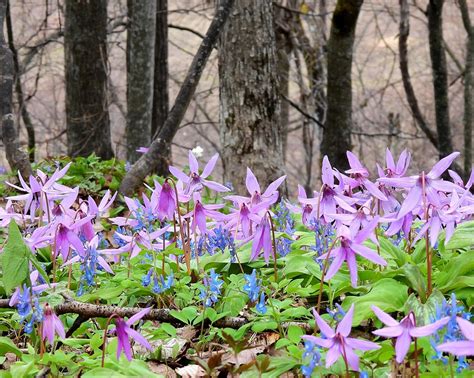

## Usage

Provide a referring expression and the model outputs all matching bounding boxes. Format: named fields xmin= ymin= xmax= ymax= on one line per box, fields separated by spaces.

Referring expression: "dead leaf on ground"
xmin=175 ymin=364 xmax=206 ymax=377
xmin=148 ymin=361 xmax=177 ymax=378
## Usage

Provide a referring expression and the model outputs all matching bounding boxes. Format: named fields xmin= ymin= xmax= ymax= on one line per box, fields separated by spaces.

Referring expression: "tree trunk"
xmin=119 ymin=0 xmax=235 ymax=196
xmin=126 ymin=0 xmax=156 ymax=163
xmin=219 ymin=0 xmax=285 ymax=195
xmin=152 ymin=0 xmax=170 ymax=174
xmin=6 ymin=0 xmax=35 ymax=162
xmin=427 ymin=0 xmax=454 ymax=161
xmin=459 ymin=0 xmax=473 ymax=179
xmin=320 ymin=0 xmax=363 ymax=171
xmin=64 ymin=0 xmax=113 ymax=159
xmin=0 ymin=0 xmax=32 ymax=177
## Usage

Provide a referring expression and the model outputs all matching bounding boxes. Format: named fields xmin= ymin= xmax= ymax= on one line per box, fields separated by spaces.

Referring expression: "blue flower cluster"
xmin=17 ymin=285 xmax=43 ymax=334
xmin=430 ymin=293 xmax=471 ymax=372
xmin=132 ymin=201 xmax=156 ymax=232
xmin=274 ymin=201 xmax=295 ymax=257
xmin=243 ymin=269 xmax=267 ymax=314
xmin=199 ymin=269 xmax=224 ymax=307
xmin=301 ymin=338 xmax=321 ymax=377
xmin=327 ymin=303 xmax=346 ymax=322
xmin=310 ymin=220 xmax=335 ymax=269
xmin=142 ymin=269 xmax=174 ymax=294
xmin=206 ymin=226 xmax=236 ymax=261
xmin=77 ymin=246 xmax=99 ymax=296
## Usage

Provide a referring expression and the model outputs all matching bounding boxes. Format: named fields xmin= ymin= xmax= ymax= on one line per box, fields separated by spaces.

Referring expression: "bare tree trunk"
xmin=320 ymin=0 xmax=363 ymax=171
xmin=219 ymin=0 xmax=285 ymax=194
xmin=126 ymin=0 xmax=156 ymax=163
xmin=459 ymin=0 xmax=473 ymax=179
xmin=0 ymin=0 xmax=32 ymax=177
xmin=152 ymin=0 xmax=170 ymax=175
xmin=64 ymin=0 xmax=113 ymax=160
xmin=427 ymin=0 xmax=454 ymax=161
xmin=399 ymin=0 xmax=438 ymax=149
xmin=119 ymin=0 xmax=235 ymax=195
xmin=6 ymin=0 xmax=35 ymax=162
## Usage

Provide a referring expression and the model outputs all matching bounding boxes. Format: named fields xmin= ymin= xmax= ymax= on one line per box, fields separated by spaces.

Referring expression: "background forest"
xmin=1 ymin=0 xmax=473 ymax=193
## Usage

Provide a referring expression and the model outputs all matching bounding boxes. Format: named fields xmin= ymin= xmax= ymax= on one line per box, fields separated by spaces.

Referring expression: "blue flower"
xmin=274 ymin=201 xmax=295 ymax=257
xmin=207 ymin=226 xmax=236 ymax=261
xmin=243 ymin=269 xmax=260 ymax=303
xmin=142 ymin=268 xmax=153 ymax=287
xmin=200 ymin=269 xmax=223 ymax=307
xmin=256 ymin=292 xmax=267 ymax=314
xmin=327 ymin=304 xmax=346 ymax=322
xmin=301 ymin=338 xmax=321 ymax=377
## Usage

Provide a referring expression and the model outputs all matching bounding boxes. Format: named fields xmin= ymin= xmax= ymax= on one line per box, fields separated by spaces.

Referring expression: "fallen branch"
xmin=0 ymin=299 xmax=312 ymax=331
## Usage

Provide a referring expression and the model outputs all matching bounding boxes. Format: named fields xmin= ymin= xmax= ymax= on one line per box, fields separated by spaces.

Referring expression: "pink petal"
xmin=169 ymin=166 xmax=190 ymax=183
xmin=395 ymin=330 xmax=412 ymax=363
xmin=436 ymin=341 xmax=474 ymax=356
xmin=301 ymin=335 xmax=333 ymax=349
xmin=398 ymin=184 xmax=422 ymax=218
xmin=346 ymin=337 xmax=380 ymax=351
xmin=346 ymin=250 xmax=358 ymax=287
xmin=428 ymin=152 xmax=460 ymax=179
xmin=385 ymin=148 xmax=395 ymax=171
xmin=323 ymin=248 xmax=345 ymax=282
xmin=410 ymin=317 xmax=449 ymax=337
xmin=246 ymin=168 xmax=261 ymax=194
xmin=344 ymin=345 xmax=360 ymax=372
xmin=351 ymin=243 xmax=387 ymax=266
xmin=127 ymin=307 xmax=151 ymax=326
xmin=201 ymin=153 xmax=219 ymax=178
xmin=371 ymin=305 xmax=399 ymax=327
xmin=325 ymin=344 xmax=341 ymax=368
xmin=363 ymin=179 xmax=388 ymax=201
xmin=373 ymin=325 xmax=403 ymax=338
xmin=53 ymin=314 xmax=66 ymax=339
xmin=127 ymin=328 xmax=152 ymax=351
xmin=457 ymin=317 xmax=474 ymax=341
xmin=312 ymin=309 xmax=335 ymax=338
xmin=188 ymin=150 xmax=199 ymax=173
xmin=336 ymin=304 xmax=354 ymax=337
xmin=263 ymin=175 xmax=286 ymax=197
xmin=202 ymin=180 xmax=230 ymax=192
xmin=322 ymin=156 xmax=335 ymax=186
xmin=346 ymin=151 xmax=364 ymax=170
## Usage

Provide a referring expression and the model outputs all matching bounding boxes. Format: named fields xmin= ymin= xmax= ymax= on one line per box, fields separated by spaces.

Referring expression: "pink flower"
xmin=115 ymin=308 xmax=152 ymax=361
xmin=250 ymin=216 xmax=273 ymax=263
xmin=437 ymin=317 xmax=474 ymax=356
xmin=302 ymin=304 xmax=380 ymax=372
xmin=42 ymin=304 xmax=65 ymax=344
xmin=371 ymin=305 xmax=449 ymax=363
xmin=155 ymin=181 xmax=176 ymax=221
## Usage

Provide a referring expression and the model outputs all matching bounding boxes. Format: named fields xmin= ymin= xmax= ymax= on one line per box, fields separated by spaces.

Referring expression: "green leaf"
xmin=28 ymin=252 xmax=49 ymax=285
xmin=2 ymin=221 xmax=30 ymax=294
xmin=82 ymin=368 xmax=127 ymax=378
xmin=342 ymin=278 xmax=408 ymax=326
xmin=287 ymin=325 xmax=304 ymax=344
xmin=434 ymin=250 xmax=474 ymax=292
xmin=0 ymin=337 xmax=22 ymax=357
xmin=251 ymin=320 xmax=278 ymax=333
xmin=376 ymin=236 xmax=407 ymax=267
xmin=444 ymin=220 xmax=474 ymax=250
xmin=160 ymin=323 xmax=176 ymax=337
xmin=402 ymin=264 xmax=427 ymax=302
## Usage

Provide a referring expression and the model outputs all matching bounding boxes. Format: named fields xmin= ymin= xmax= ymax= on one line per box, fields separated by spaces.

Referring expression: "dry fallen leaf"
xmin=175 ymin=364 xmax=206 ymax=378
xmin=148 ymin=362 xmax=177 ymax=378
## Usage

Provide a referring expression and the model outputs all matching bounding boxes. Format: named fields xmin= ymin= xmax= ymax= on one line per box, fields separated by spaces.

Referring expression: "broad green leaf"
xmin=0 ymin=337 xmax=22 ymax=357
xmin=342 ymin=278 xmax=408 ymax=326
xmin=444 ymin=220 xmax=474 ymax=250
xmin=434 ymin=250 xmax=474 ymax=291
xmin=287 ymin=325 xmax=304 ymax=344
xmin=402 ymin=264 xmax=427 ymax=302
xmin=252 ymin=320 xmax=278 ymax=333
xmin=2 ymin=221 xmax=30 ymax=294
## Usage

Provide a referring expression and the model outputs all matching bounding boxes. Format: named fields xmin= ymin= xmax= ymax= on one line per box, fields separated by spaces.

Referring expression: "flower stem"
xmin=266 ymin=212 xmax=278 ymax=282
xmin=101 ymin=313 xmax=119 ymax=368
xmin=316 ymin=236 xmax=340 ymax=315
xmin=421 ymin=171 xmax=432 ymax=297
xmin=414 ymin=337 xmax=419 ymax=378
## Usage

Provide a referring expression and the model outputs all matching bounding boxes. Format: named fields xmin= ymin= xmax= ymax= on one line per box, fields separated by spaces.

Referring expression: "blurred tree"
xmin=64 ymin=0 xmax=113 ymax=159
xmin=321 ymin=0 xmax=363 ymax=171
xmin=126 ymin=0 xmax=156 ymax=163
xmin=219 ymin=0 xmax=285 ymax=194
xmin=152 ymin=0 xmax=170 ymax=175
xmin=0 ymin=0 xmax=32 ymax=177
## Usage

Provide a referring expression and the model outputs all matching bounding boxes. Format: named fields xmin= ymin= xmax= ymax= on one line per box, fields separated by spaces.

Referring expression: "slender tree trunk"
xmin=219 ymin=0 xmax=285 ymax=194
xmin=6 ymin=0 xmax=35 ymax=162
xmin=126 ymin=0 xmax=156 ymax=163
xmin=427 ymin=0 xmax=454 ymax=161
xmin=64 ymin=0 xmax=113 ymax=159
xmin=459 ymin=0 xmax=473 ymax=179
xmin=152 ymin=0 xmax=170 ymax=174
xmin=119 ymin=0 xmax=235 ymax=195
xmin=0 ymin=0 xmax=32 ymax=177
xmin=320 ymin=0 xmax=363 ymax=171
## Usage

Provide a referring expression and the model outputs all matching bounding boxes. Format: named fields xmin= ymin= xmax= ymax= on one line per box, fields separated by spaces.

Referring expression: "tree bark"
xmin=0 ymin=0 xmax=32 ymax=178
xmin=459 ymin=0 xmax=473 ymax=179
xmin=119 ymin=0 xmax=235 ymax=196
xmin=126 ymin=0 xmax=156 ymax=163
xmin=6 ymin=0 xmax=35 ymax=162
xmin=427 ymin=0 xmax=454 ymax=161
xmin=320 ymin=0 xmax=363 ymax=171
xmin=399 ymin=0 xmax=438 ymax=149
xmin=152 ymin=0 xmax=170 ymax=175
xmin=64 ymin=0 xmax=113 ymax=160
xmin=219 ymin=0 xmax=285 ymax=194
